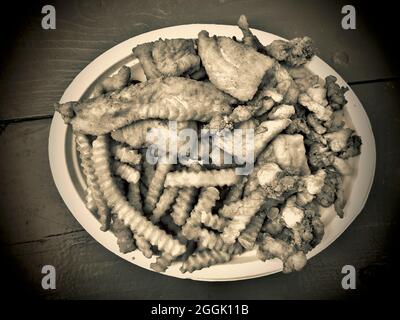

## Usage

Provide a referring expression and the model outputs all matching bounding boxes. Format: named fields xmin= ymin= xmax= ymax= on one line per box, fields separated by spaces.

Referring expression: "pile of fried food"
xmin=55 ymin=15 xmax=362 ymax=274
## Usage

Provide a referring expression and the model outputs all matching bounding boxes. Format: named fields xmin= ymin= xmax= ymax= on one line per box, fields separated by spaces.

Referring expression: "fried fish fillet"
xmin=198 ymin=31 xmax=274 ymax=101
xmin=55 ymin=77 xmax=236 ymax=135
xmin=132 ymin=39 xmax=201 ymax=79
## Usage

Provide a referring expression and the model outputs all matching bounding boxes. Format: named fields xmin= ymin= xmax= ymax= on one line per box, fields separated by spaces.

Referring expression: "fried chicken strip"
xmin=198 ymin=31 xmax=274 ymax=101
xmin=55 ymin=77 xmax=235 ymax=135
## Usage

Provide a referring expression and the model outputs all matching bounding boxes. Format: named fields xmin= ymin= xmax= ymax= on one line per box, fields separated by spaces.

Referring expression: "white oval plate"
xmin=49 ymin=24 xmax=376 ymax=281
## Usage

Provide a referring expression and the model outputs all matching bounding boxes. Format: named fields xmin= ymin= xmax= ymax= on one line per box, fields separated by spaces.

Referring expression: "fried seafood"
xmin=198 ymin=31 xmax=274 ymax=101
xmin=55 ymin=77 xmax=235 ymax=135
xmin=133 ymin=39 xmax=201 ymax=79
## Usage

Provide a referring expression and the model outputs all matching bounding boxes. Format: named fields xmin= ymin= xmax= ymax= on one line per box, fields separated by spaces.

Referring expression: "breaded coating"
xmin=132 ymin=43 xmax=162 ymax=79
xmin=133 ymin=39 xmax=200 ymax=79
xmin=152 ymin=39 xmax=201 ymax=76
xmin=55 ymin=77 xmax=235 ymax=135
xmin=265 ymin=37 xmax=315 ymax=67
xmin=92 ymin=66 xmax=131 ymax=97
xmin=260 ymin=235 xmax=307 ymax=273
xmin=237 ymin=15 xmax=265 ymax=52
xmin=325 ymin=75 xmax=349 ymax=110
xmin=198 ymin=30 xmax=274 ymax=101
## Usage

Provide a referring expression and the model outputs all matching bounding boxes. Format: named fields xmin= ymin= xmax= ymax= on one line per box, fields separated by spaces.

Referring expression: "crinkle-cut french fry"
xmin=164 ymin=169 xmax=240 ymax=188
xmin=75 ymin=133 xmax=111 ymax=230
xmin=170 ymin=187 xmax=198 ymax=226
xmin=113 ymin=160 xmax=140 ymax=184
xmin=182 ymin=187 xmax=220 ymax=240
xmin=159 ymin=215 xmax=184 ymax=238
xmin=92 ymin=65 xmax=131 ymax=98
xmin=92 ymin=135 xmax=186 ymax=257
xmin=180 ymin=249 xmax=232 ymax=273
xmin=197 ymin=228 xmax=225 ymax=250
xmin=85 ymin=189 xmax=97 ymax=212
xmin=128 ymin=182 xmax=142 ymax=212
xmin=151 ymin=187 xmax=179 ymax=223
xmin=111 ymin=144 xmax=141 ymax=165
xmin=224 ymin=177 xmax=247 ymax=204
xmin=200 ymin=211 xmax=227 ymax=232
xmin=141 ymin=156 xmax=155 ymax=187
xmin=110 ymin=214 xmax=137 ymax=254
xmin=238 ymin=210 xmax=267 ymax=250
xmin=220 ymin=189 xmax=265 ymax=244
xmin=220 ymin=241 xmax=244 ymax=255
xmin=144 ymin=162 xmax=173 ymax=215
xmin=150 ymin=253 xmax=174 ymax=273
xmin=134 ymin=234 xmax=153 ymax=258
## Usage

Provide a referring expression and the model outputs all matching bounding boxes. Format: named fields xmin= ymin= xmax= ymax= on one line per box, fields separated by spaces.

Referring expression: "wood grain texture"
xmin=0 ymin=81 xmax=399 ymax=299
xmin=0 ymin=0 xmax=398 ymax=119
xmin=0 ymin=119 xmax=83 ymax=244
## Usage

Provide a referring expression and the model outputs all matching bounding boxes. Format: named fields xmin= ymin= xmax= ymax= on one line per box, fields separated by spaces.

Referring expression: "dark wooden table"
xmin=0 ymin=0 xmax=399 ymax=299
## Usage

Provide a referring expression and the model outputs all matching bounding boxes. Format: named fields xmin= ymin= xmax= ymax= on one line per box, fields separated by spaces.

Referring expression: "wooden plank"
xmin=1 ymin=80 xmax=399 ymax=298
xmin=3 ymin=222 xmax=394 ymax=299
xmin=0 ymin=119 xmax=83 ymax=244
xmin=0 ymin=0 xmax=397 ymax=119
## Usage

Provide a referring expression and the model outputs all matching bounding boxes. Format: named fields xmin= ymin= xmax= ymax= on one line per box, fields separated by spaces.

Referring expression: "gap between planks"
xmin=1 ymin=77 xmax=399 ymax=125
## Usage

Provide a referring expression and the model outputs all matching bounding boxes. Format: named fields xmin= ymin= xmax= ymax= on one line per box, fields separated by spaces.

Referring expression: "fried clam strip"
xmin=92 ymin=135 xmax=186 ymax=257
xmin=215 ymin=119 xmax=291 ymax=165
xmin=110 ymin=215 xmax=137 ymax=253
xmin=237 ymin=15 xmax=265 ymax=52
xmin=220 ymin=188 xmax=266 ymax=244
xmin=132 ymin=42 xmax=162 ymax=80
xmin=111 ymin=144 xmax=141 ymax=165
xmin=237 ymin=209 xmax=267 ymax=250
xmin=144 ymin=162 xmax=173 ymax=215
xmin=164 ymin=168 xmax=241 ymax=188
xmin=150 ymin=253 xmax=174 ymax=273
xmin=180 ymin=249 xmax=232 ymax=273
xmin=151 ymin=187 xmax=179 ymax=223
xmin=200 ymin=211 xmax=227 ymax=232
xmin=55 ymin=77 xmax=236 ymax=135
xmin=92 ymin=65 xmax=131 ymax=98
xmin=75 ymin=133 xmax=111 ymax=230
xmin=133 ymin=234 xmax=153 ymax=258
xmin=112 ymin=160 xmax=140 ymax=184
xmin=181 ymin=187 xmax=220 ymax=240
xmin=259 ymin=235 xmax=307 ymax=273
xmin=170 ymin=187 xmax=198 ymax=226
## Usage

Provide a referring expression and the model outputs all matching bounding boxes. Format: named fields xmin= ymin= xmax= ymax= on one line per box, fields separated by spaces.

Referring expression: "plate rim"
xmin=48 ymin=23 xmax=376 ymax=282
